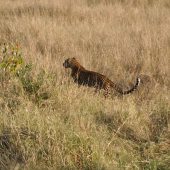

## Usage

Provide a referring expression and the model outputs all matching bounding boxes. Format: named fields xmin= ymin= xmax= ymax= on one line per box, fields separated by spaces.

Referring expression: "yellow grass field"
xmin=0 ymin=0 xmax=169 ymax=169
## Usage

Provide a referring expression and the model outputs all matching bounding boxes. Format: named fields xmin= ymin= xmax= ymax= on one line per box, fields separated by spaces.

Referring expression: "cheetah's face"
xmin=63 ymin=58 xmax=76 ymax=68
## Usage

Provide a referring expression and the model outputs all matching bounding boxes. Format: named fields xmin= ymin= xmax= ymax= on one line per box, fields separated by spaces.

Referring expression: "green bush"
xmin=0 ymin=43 xmax=49 ymax=107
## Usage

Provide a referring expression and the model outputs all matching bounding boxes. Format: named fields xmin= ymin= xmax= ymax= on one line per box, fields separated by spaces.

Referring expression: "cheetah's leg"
xmin=104 ymin=85 xmax=111 ymax=98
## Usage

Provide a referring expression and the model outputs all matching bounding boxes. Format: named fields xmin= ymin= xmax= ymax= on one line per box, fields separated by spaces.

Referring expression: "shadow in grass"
xmin=95 ymin=111 xmax=147 ymax=144
xmin=141 ymin=111 xmax=170 ymax=170
xmin=0 ymin=127 xmax=37 ymax=170
xmin=0 ymin=6 xmax=62 ymax=18
xmin=0 ymin=129 xmax=25 ymax=169
xmin=0 ymin=5 xmax=83 ymax=20
xmin=149 ymin=108 xmax=169 ymax=143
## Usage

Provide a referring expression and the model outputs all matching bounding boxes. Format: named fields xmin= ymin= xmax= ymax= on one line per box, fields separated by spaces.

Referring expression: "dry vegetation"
xmin=0 ymin=0 xmax=170 ymax=169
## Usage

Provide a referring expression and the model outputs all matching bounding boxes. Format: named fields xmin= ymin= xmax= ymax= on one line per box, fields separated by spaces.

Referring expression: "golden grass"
xmin=0 ymin=0 xmax=170 ymax=169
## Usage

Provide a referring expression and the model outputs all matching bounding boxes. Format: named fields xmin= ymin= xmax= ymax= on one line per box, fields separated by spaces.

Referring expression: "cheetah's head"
xmin=63 ymin=57 xmax=77 ymax=68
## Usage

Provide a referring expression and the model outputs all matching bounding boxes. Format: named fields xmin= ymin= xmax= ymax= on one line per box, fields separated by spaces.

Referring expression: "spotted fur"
xmin=63 ymin=58 xmax=140 ymax=96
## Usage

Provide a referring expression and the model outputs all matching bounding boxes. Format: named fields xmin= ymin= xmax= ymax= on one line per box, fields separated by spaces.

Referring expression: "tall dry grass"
xmin=0 ymin=0 xmax=169 ymax=169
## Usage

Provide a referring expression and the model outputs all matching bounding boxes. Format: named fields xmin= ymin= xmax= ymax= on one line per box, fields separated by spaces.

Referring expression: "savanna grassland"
xmin=0 ymin=0 xmax=170 ymax=169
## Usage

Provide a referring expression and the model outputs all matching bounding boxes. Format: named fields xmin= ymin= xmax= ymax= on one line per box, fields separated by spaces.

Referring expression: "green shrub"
xmin=0 ymin=43 xmax=50 ymax=108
